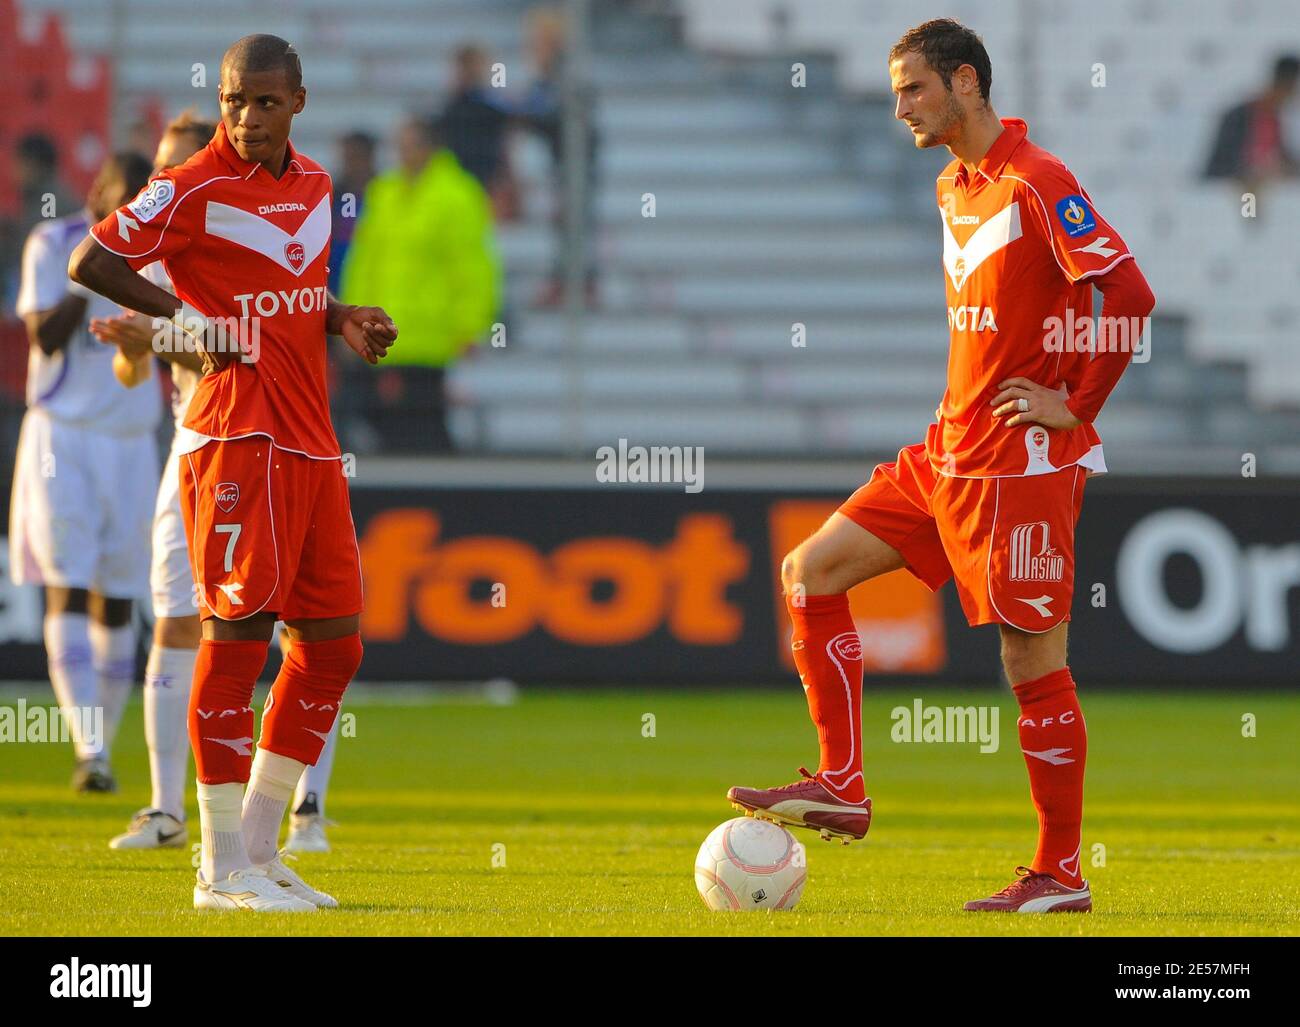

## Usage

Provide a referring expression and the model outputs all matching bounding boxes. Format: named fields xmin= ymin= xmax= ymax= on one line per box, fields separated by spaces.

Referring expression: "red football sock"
xmin=189 ymin=639 xmax=269 ymax=785
xmin=788 ymin=593 xmax=866 ymax=803
xmin=259 ymin=633 xmax=362 ymax=765
xmin=1013 ymin=667 xmax=1088 ymax=888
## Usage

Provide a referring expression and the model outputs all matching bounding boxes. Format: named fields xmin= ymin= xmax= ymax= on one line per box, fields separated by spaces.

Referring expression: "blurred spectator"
xmin=3 ymin=134 xmax=79 ymax=311
xmin=440 ymin=44 xmax=517 ymax=220
xmin=517 ymin=5 xmax=600 ymax=307
xmin=1204 ymin=54 xmax=1300 ymax=185
xmin=329 ymin=131 xmax=376 ymax=296
xmin=339 ymin=117 xmax=499 ymax=453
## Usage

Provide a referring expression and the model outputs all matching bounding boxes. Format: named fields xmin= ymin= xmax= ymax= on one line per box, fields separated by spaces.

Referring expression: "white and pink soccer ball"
xmin=694 ymin=817 xmax=806 ymax=911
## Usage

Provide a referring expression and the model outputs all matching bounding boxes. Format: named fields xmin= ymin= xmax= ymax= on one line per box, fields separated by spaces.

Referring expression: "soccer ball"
xmin=694 ymin=817 xmax=806 ymax=911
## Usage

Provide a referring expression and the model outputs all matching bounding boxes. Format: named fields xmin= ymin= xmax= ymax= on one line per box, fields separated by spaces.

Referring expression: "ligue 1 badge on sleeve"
xmin=127 ymin=179 xmax=176 ymax=223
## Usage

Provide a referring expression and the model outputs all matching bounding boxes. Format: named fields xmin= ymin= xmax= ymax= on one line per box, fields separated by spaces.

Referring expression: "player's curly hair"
xmin=889 ymin=18 xmax=992 ymax=104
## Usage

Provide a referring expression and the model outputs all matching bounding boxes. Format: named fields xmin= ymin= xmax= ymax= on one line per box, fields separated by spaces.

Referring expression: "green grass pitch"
xmin=0 ymin=688 xmax=1296 ymax=936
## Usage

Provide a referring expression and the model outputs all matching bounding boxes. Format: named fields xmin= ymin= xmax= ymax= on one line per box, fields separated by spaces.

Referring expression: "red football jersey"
xmin=90 ymin=123 xmax=339 ymax=458
xmin=929 ymin=118 xmax=1133 ymax=478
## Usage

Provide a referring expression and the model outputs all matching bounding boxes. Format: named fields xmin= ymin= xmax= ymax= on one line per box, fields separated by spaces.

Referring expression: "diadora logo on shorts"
xmin=1009 ymin=521 xmax=1064 ymax=582
xmin=215 ymin=482 xmax=239 ymax=513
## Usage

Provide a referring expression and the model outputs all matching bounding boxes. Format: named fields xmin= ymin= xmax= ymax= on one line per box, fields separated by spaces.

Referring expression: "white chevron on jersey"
xmin=204 ymin=195 xmax=331 ymax=276
xmin=1071 ymin=235 xmax=1119 ymax=259
xmin=942 ymin=202 xmax=1022 ymax=290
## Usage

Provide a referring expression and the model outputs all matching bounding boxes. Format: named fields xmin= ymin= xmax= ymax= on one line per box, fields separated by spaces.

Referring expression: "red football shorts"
xmin=179 ymin=435 xmax=364 ymax=622
xmin=838 ymin=442 xmax=1086 ymax=633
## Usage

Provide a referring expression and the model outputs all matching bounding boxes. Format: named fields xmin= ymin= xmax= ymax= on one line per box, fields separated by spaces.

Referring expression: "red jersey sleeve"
xmin=88 ymin=169 xmax=203 ymax=271
xmin=1020 ymin=160 xmax=1133 ymax=283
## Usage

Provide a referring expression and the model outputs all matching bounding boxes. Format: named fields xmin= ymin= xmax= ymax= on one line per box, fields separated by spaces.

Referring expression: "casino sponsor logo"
xmin=127 ymin=179 xmax=175 ymax=223
xmin=1009 ymin=521 xmax=1064 ymax=582
xmin=215 ymin=482 xmax=239 ymax=513
xmin=1055 ymin=194 xmax=1096 ymax=236
xmin=947 ymin=305 xmax=998 ymax=331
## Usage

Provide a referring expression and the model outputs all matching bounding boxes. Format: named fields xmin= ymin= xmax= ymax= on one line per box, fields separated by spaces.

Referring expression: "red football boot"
xmin=963 ymin=866 xmax=1092 ymax=913
xmin=727 ymin=767 xmax=872 ymax=844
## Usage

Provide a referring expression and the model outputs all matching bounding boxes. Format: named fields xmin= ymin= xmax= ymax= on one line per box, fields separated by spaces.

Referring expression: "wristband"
xmin=171 ymin=303 xmax=210 ymax=353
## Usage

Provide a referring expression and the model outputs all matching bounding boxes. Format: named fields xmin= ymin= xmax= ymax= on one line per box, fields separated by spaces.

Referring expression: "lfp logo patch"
xmin=1055 ymin=195 xmax=1095 ymax=237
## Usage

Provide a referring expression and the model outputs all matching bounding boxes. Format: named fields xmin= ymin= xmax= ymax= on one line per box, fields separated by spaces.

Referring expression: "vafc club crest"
xmin=215 ymin=482 xmax=239 ymax=513
xmin=952 ymin=256 xmax=967 ymax=289
xmin=284 ymin=240 xmax=306 ymax=273
xmin=1023 ymin=426 xmax=1057 ymax=474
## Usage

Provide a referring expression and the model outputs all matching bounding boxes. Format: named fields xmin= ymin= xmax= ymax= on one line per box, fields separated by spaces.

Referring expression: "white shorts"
xmin=150 ymin=440 xmax=198 ymax=619
xmin=8 ymin=408 xmax=158 ymax=598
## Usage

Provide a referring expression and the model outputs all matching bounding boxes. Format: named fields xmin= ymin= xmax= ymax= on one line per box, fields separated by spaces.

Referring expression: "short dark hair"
xmin=103 ymin=151 xmax=154 ymax=196
xmin=1273 ymin=54 xmax=1299 ymax=86
xmin=889 ymin=19 xmax=992 ymax=103
xmin=17 ymin=133 xmax=58 ymax=171
xmin=221 ymin=33 xmax=303 ymax=92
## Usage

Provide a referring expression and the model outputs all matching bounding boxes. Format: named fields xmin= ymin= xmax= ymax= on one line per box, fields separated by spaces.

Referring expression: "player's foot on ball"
xmin=109 ymin=808 xmax=187 ymax=850
xmin=257 ymin=850 xmax=338 ymax=908
xmin=72 ymin=758 xmax=116 ymax=794
xmin=963 ymin=866 xmax=1092 ymax=913
xmin=285 ymin=812 xmax=331 ymax=853
xmin=728 ymin=767 xmax=872 ymax=844
xmin=193 ymin=866 xmax=317 ymax=912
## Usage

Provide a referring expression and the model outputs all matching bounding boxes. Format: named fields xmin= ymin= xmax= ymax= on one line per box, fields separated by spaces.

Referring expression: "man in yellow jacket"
xmin=340 ymin=116 xmax=499 ymax=451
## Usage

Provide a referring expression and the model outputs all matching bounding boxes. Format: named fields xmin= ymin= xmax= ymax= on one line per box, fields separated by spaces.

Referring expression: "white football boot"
xmin=110 ymin=809 xmax=187 ymax=850
xmin=284 ymin=813 xmax=331 ymax=853
xmin=257 ymin=850 xmax=339 ymax=908
xmin=194 ymin=866 xmax=317 ymax=912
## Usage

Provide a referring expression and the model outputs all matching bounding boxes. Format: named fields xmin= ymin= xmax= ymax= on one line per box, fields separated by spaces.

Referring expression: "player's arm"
xmin=325 ymin=294 xmax=397 ymax=365
xmin=18 ymin=227 xmax=89 ymax=356
xmin=23 ymin=295 xmax=87 ymax=357
xmin=69 ymin=236 xmax=234 ymax=375
xmin=90 ymin=309 xmax=206 ymax=377
xmin=992 ymin=259 xmax=1155 ymax=429
xmin=992 ymin=169 xmax=1156 ymax=429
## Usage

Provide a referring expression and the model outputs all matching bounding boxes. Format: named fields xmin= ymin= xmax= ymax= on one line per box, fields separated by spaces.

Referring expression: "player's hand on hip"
xmin=341 ymin=305 xmax=398 ymax=365
xmin=990 ymin=377 xmax=1081 ymax=430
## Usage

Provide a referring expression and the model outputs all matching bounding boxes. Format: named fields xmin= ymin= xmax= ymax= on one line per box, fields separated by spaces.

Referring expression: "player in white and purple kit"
xmin=10 ymin=153 xmax=159 ymax=792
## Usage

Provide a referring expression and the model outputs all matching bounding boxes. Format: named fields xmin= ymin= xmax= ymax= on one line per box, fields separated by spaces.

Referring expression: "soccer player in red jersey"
xmin=728 ymin=20 xmax=1156 ymax=913
xmin=69 ymin=35 xmax=397 ymax=911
